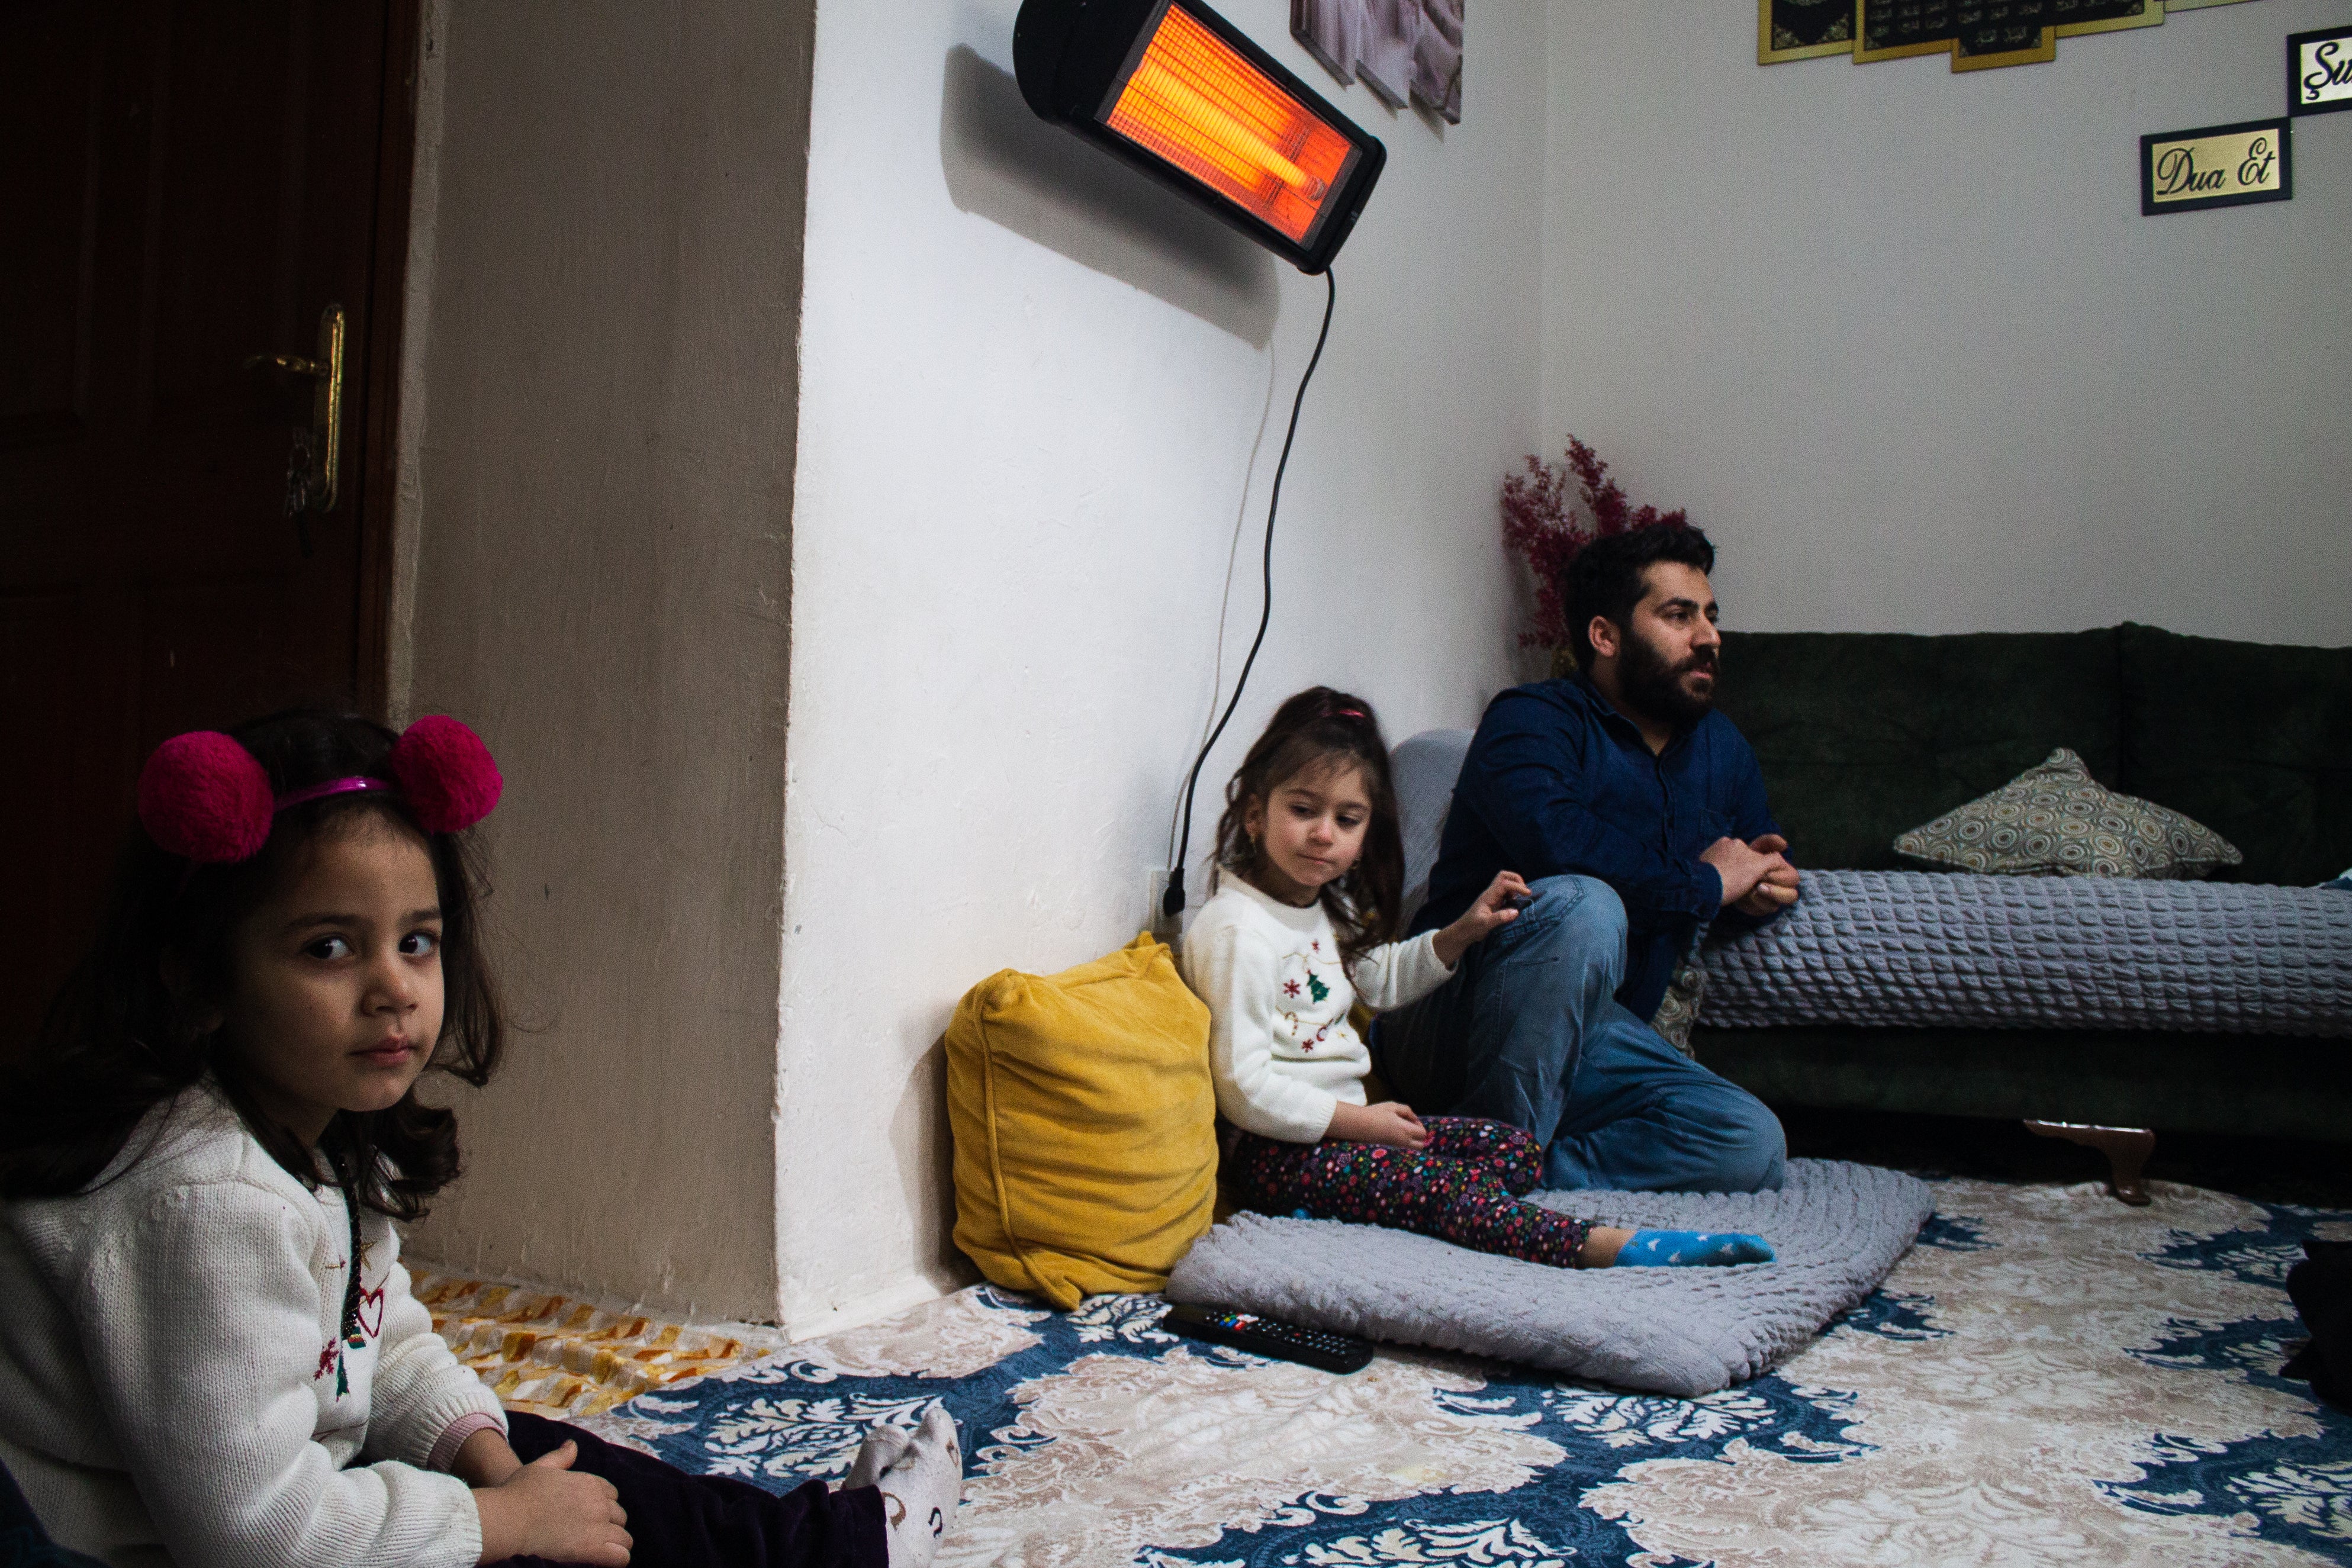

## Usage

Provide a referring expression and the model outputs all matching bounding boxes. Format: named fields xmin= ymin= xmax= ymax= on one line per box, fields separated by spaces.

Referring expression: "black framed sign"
xmin=1759 ymin=0 xmax=1854 ymax=63
xmin=1856 ymin=0 xmax=2163 ymax=71
xmin=2289 ymin=24 xmax=2352 ymax=116
xmin=1761 ymin=0 xmax=2266 ymax=72
xmin=2141 ymin=118 xmax=2292 ymax=215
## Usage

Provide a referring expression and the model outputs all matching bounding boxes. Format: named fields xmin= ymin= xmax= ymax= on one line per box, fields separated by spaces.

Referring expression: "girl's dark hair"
xmin=0 ymin=709 xmax=504 ymax=1219
xmin=1212 ymin=687 xmax=1404 ymax=967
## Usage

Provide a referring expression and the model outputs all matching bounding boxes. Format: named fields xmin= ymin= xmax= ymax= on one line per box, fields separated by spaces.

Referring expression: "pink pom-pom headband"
xmin=137 ymin=716 xmax=503 ymax=865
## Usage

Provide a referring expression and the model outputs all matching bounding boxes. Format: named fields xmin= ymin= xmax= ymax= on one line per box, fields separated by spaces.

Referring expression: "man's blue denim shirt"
xmin=1409 ymin=676 xmax=1786 ymax=1020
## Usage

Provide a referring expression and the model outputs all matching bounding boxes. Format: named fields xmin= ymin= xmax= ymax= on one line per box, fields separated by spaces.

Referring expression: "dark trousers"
xmin=494 ymin=1411 xmax=886 ymax=1568
xmin=1228 ymin=1116 xmax=1591 ymax=1268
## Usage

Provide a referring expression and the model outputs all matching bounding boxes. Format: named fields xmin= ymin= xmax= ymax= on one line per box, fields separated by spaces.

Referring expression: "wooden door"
xmin=0 ymin=0 xmax=416 ymax=1054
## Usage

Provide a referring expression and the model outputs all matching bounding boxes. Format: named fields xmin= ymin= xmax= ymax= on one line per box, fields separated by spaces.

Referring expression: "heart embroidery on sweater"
xmin=352 ymin=1282 xmax=385 ymax=1342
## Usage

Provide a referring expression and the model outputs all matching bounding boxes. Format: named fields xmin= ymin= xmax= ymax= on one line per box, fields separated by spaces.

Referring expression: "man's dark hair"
xmin=1561 ymin=524 xmax=1717 ymax=674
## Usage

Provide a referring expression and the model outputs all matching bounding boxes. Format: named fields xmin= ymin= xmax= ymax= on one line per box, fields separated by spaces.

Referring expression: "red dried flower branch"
xmin=1500 ymin=436 xmax=1688 ymax=650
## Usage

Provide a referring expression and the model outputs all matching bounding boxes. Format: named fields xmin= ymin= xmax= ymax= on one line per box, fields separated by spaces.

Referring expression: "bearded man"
xmin=1373 ymin=524 xmax=1800 ymax=1193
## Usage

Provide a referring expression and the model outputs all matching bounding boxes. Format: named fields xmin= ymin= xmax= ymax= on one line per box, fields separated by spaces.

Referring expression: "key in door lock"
xmin=245 ymin=303 xmax=346 ymax=519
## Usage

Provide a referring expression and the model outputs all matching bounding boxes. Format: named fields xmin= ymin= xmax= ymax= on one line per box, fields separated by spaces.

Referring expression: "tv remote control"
xmin=1160 ymin=1302 xmax=1375 ymax=1373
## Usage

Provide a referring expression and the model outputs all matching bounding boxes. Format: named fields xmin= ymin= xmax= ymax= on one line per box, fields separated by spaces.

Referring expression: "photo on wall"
xmin=1291 ymin=0 xmax=1363 ymax=83
xmin=1354 ymin=0 xmax=1418 ymax=108
xmin=1293 ymin=0 xmax=1465 ymax=121
xmin=1414 ymin=0 xmax=1463 ymax=123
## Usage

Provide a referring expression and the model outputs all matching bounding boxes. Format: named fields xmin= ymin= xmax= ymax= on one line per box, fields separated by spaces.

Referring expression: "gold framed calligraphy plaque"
xmin=1760 ymin=0 xmax=1855 ymax=63
xmin=2141 ymin=118 xmax=2291 ymax=215
xmin=2289 ymin=24 xmax=2352 ymax=117
xmin=1762 ymin=0 xmax=2269 ymax=72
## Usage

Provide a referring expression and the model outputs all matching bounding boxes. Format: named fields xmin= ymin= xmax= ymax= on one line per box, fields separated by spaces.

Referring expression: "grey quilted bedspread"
xmin=1167 ymin=1159 xmax=1933 ymax=1396
xmin=1700 ymin=870 xmax=2352 ymax=1035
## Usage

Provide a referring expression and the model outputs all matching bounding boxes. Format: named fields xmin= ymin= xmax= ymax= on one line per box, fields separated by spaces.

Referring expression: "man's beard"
xmin=1617 ymin=626 xmax=1718 ymax=726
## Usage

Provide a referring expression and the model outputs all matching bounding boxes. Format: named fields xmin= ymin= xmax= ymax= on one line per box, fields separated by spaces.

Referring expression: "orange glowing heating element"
xmin=1103 ymin=5 xmax=1354 ymax=244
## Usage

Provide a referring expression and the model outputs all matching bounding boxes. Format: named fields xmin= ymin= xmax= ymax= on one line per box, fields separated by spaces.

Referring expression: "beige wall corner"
xmin=395 ymin=0 xmax=817 ymax=1321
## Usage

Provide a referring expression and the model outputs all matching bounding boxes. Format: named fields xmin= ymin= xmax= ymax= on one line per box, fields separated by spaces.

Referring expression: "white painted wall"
xmin=395 ymin=0 xmax=814 ymax=1319
xmin=400 ymin=0 xmax=2351 ymax=1325
xmin=773 ymin=1 xmax=1552 ymax=1333
xmin=1545 ymin=0 xmax=2352 ymax=643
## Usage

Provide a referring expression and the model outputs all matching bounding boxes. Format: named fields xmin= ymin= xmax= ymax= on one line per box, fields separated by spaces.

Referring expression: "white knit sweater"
xmin=1181 ymin=874 xmax=1454 ymax=1142
xmin=0 ymin=1084 xmax=507 ymax=1568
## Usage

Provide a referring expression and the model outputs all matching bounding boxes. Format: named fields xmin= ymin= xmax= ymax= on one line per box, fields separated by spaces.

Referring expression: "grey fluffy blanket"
xmin=1165 ymin=1159 xmax=1932 ymax=1396
xmin=1700 ymin=869 xmax=2352 ymax=1035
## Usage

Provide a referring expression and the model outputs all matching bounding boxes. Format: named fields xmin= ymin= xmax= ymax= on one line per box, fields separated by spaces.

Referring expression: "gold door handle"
xmin=244 ymin=352 xmax=330 ymax=377
xmin=244 ymin=303 xmax=346 ymax=513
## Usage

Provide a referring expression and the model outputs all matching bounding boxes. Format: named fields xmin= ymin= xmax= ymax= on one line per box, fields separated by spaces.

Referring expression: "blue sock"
xmin=1613 ymin=1229 xmax=1775 ymax=1267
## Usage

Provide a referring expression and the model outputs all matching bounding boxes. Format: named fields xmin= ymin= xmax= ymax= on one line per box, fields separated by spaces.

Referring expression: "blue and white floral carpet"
xmin=575 ymin=1178 xmax=2352 ymax=1566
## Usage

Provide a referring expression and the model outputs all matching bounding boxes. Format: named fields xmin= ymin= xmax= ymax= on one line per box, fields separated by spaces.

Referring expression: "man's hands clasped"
xmin=1701 ymin=833 xmax=1800 ymax=917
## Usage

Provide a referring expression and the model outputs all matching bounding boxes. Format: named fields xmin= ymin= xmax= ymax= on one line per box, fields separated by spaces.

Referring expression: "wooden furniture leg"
xmin=2025 ymin=1121 xmax=2156 ymax=1205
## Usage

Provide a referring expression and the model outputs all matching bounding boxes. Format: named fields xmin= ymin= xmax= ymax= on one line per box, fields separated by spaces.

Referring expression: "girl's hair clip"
xmin=136 ymin=716 xmax=503 ymax=865
xmin=1330 ymin=706 xmax=1367 ymax=720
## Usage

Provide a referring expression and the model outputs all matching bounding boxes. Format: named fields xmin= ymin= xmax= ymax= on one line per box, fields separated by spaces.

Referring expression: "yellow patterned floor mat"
xmin=411 ymin=1269 xmax=789 ymax=1420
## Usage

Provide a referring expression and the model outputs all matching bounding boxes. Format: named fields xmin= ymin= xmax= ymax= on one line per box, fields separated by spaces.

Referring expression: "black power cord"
xmin=1163 ymin=266 xmax=1340 ymax=923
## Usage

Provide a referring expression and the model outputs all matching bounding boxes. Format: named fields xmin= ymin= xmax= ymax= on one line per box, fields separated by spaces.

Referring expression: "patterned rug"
xmin=465 ymin=1177 xmax=2348 ymax=1565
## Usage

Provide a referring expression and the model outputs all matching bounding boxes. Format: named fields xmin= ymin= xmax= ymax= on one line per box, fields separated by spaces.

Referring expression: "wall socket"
xmin=1143 ymin=864 xmax=1184 ymax=942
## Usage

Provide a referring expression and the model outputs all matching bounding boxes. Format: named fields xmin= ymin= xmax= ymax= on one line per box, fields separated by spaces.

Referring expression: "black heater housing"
xmin=1013 ymin=0 xmax=1386 ymax=275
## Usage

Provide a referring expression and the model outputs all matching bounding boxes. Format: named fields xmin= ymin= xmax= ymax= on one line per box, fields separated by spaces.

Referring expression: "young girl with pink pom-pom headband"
xmin=136 ymin=713 xmax=505 ymax=864
xmin=0 ymin=709 xmax=945 ymax=1568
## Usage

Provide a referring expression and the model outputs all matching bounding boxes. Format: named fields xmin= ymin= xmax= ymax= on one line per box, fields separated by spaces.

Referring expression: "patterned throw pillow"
xmin=1649 ymin=939 xmax=1706 ymax=1057
xmin=1894 ymin=748 xmax=2242 ymax=879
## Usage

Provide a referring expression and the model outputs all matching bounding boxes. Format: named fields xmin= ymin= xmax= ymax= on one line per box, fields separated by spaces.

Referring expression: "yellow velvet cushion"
xmin=946 ymin=933 xmax=1218 ymax=1310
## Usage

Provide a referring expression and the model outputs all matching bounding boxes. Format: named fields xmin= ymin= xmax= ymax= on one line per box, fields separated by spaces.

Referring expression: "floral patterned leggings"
xmin=1228 ymin=1116 xmax=1592 ymax=1269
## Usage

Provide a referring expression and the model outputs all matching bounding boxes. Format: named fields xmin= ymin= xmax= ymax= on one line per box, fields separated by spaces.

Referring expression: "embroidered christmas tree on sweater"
xmin=1180 ymin=875 xmax=1453 ymax=1143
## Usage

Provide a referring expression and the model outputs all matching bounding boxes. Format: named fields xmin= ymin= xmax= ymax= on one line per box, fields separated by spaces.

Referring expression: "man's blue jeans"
xmin=1374 ymin=875 xmax=1786 ymax=1193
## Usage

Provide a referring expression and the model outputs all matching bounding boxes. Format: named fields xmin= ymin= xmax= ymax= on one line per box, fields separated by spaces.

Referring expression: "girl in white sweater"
xmin=1183 ymin=689 xmax=1772 ymax=1271
xmin=0 ymin=711 xmax=960 ymax=1568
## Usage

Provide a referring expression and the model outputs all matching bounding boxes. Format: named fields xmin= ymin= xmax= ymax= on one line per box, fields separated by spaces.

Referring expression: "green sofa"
xmin=1693 ymin=623 xmax=2352 ymax=1146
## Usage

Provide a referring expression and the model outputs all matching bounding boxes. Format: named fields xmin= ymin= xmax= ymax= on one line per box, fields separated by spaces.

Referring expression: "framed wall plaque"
xmin=1857 ymin=0 xmax=2162 ymax=71
xmin=2141 ymin=117 xmax=2291 ymax=214
xmin=2289 ymin=24 xmax=2352 ymax=116
xmin=1292 ymin=0 xmax=1465 ymax=123
xmin=1762 ymin=0 xmax=2268 ymax=71
xmin=1760 ymin=0 xmax=1855 ymax=63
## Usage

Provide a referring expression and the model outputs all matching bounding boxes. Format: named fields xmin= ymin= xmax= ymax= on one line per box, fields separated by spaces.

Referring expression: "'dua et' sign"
xmin=2141 ymin=118 xmax=2292 ymax=216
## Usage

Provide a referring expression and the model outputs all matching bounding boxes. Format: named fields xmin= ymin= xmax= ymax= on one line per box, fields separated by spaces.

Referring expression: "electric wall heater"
xmin=1013 ymin=0 xmax=1386 ymax=275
